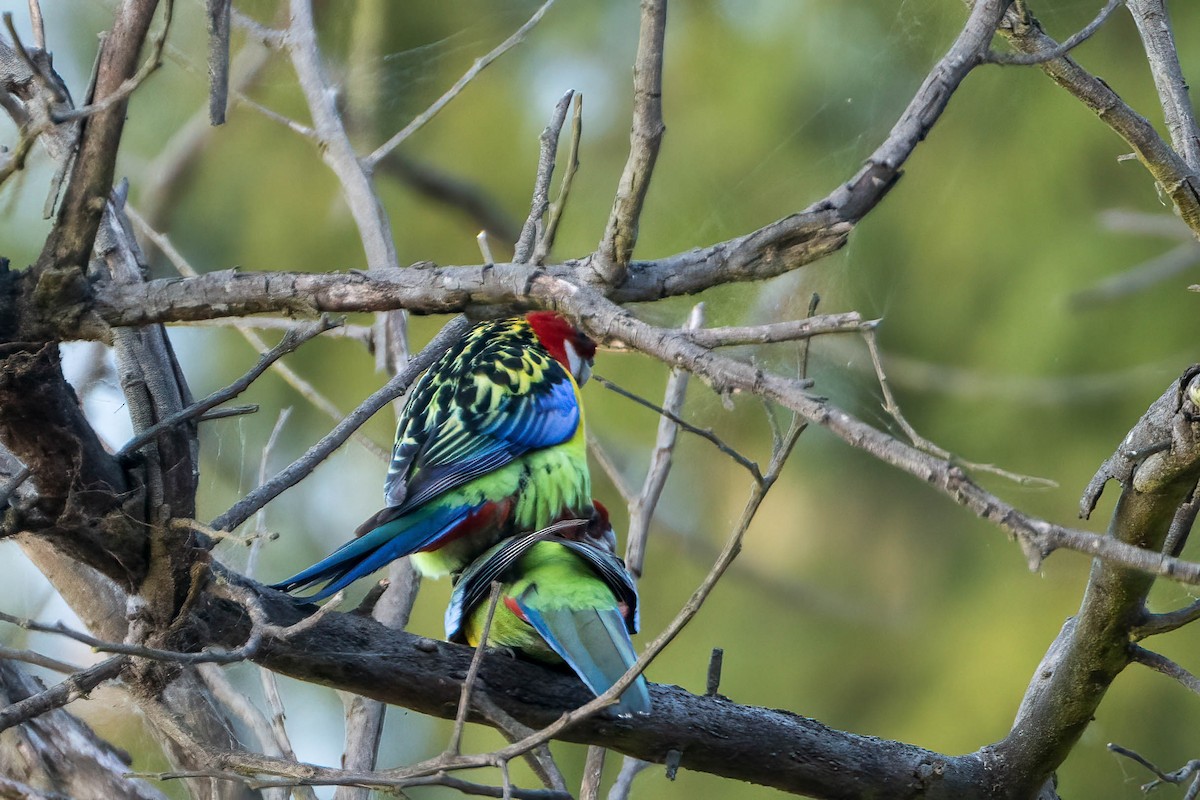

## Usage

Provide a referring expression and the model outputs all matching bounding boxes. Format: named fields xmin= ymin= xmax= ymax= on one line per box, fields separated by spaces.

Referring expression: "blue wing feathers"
xmin=271 ymin=504 xmax=477 ymax=602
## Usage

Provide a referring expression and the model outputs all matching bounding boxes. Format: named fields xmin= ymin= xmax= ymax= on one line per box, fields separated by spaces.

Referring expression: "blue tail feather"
xmin=272 ymin=504 xmax=474 ymax=602
xmin=520 ymin=603 xmax=651 ymax=715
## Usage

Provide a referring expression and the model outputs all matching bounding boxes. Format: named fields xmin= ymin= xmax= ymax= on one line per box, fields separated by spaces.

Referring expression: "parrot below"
xmin=445 ymin=502 xmax=652 ymax=716
xmin=272 ymin=312 xmax=596 ymax=600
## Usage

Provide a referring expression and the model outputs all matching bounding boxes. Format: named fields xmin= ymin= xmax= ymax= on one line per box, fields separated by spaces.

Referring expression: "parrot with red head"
xmin=272 ymin=312 xmax=596 ymax=600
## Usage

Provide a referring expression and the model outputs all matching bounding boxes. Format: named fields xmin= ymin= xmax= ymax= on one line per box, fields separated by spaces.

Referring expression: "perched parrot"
xmin=272 ymin=312 xmax=596 ymax=600
xmin=445 ymin=502 xmax=652 ymax=716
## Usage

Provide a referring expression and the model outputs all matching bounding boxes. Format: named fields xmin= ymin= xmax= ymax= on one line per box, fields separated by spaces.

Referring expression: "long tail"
xmin=519 ymin=603 xmax=651 ymax=715
xmin=271 ymin=504 xmax=474 ymax=601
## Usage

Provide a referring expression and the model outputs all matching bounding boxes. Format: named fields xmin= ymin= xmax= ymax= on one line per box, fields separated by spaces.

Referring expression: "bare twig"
xmin=197 ymin=404 xmax=258 ymax=422
xmin=0 ymin=611 xmax=250 ymax=667
xmin=229 ymin=8 xmax=286 ymax=48
xmin=1069 ymin=241 xmax=1200 ymax=308
xmin=233 ymin=92 xmax=316 ymax=138
xmin=447 ymin=583 xmax=503 ymax=756
xmin=246 ymin=408 xmax=293 ymax=580
xmin=366 ymin=0 xmax=558 ymax=169
xmin=1130 ymin=645 xmax=1200 ymax=695
xmin=206 ymin=0 xmax=232 ymax=124
xmin=705 ymin=647 xmax=724 ymax=697
xmin=1134 ymin=597 xmax=1200 ymax=639
xmin=472 ymin=694 xmax=567 ymax=792
xmin=514 ymin=90 xmax=575 ymax=263
xmin=478 ymin=231 xmax=496 ymax=265
xmin=211 ymin=315 xmax=470 ymax=532
xmin=53 ymin=0 xmax=173 ymax=124
xmin=1100 ymin=208 xmax=1192 ymax=239
xmin=860 ymin=324 xmax=1056 ymax=488
xmin=0 ymin=582 xmax=337 ymax=672
xmin=987 ymin=0 xmax=1120 ymax=65
xmin=586 ymin=432 xmax=637 ymax=505
xmin=0 ymin=119 xmax=45 ymax=187
xmin=177 ymin=316 xmax=373 ymax=343
xmin=534 ymin=92 xmax=583 ymax=265
xmin=0 ymin=655 xmax=126 ymax=733
xmin=684 ymin=313 xmax=878 ymax=347
xmin=625 ymin=303 xmax=704 ymax=576
xmin=26 ymin=0 xmax=44 ymax=49
xmin=0 ymin=465 xmax=31 ymax=509
xmin=115 ymin=317 xmax=337 ymax=459
xmin=594 ymin=0 xmax=667 ymax=285
xmin=258 ymin=667 xmax=307 ymax=788
xmin=0 ymin=645 xmax=83 ymax=674
xmin=1109 ymin=743 xmax=1200 ymax=797
xmin=592 ymin=374 xmax=763 ymax=483
xmin=1163 ymin=484 xmax=1200 ymax=558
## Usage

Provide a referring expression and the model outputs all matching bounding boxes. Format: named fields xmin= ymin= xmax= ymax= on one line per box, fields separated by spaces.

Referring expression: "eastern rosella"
xmin=272 ymin=312 xmax=596 ymax=600
xmin=445 ymin=503 xmax=651 ymax=716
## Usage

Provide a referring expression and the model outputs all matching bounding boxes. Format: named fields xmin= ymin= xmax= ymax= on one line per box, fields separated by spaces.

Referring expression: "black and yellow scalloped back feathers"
xmin=384 ymin=315 xmax=582 ymax=513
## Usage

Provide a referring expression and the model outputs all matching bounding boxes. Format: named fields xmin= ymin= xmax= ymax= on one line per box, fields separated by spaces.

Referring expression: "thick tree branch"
xmin=995 ymin=413 xmax=1200 ymax=797
xmin=55 ymin=1 xmax=1012 ymax=338
xmin=81 ymin=216 xmax=850 ymax=333
xmin=0 ymin=344 xmax=146 ymax=585
xmin=178 ymin=581 xmax=993 ymax=799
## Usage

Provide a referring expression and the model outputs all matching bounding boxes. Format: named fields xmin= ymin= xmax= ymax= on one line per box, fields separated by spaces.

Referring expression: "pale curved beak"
xmin=565 ymin=340 xmax=592 ymax=385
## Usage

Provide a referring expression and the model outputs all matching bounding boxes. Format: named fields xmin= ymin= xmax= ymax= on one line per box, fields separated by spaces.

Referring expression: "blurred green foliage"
xmin=3 ymin=0 xmax=1200 ymax=797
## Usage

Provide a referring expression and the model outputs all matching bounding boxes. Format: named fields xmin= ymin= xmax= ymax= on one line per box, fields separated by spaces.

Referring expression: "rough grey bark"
xmin=0 ymin=660 xmax=167 ymax=800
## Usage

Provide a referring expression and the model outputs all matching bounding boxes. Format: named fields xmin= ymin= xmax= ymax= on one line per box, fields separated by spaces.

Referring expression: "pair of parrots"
xmin=271 ymin=312 xmax=651 ymax=715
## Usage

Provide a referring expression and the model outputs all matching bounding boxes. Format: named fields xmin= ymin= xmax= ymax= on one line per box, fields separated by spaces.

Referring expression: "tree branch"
xmin=32 ymin=0 xmax=161 ymax=283
xmin=593 ymin=0 xmax=667 ymax=285
xmin=182 ymin=578 xmax=995 ymax=798
xmin=1125 ymin=0 xmax=1200 ymax=170
xmin=996 ymin=1 xmax=1200 ymax=235
xmin=0 ymin=656 xmax=127 ymax=734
